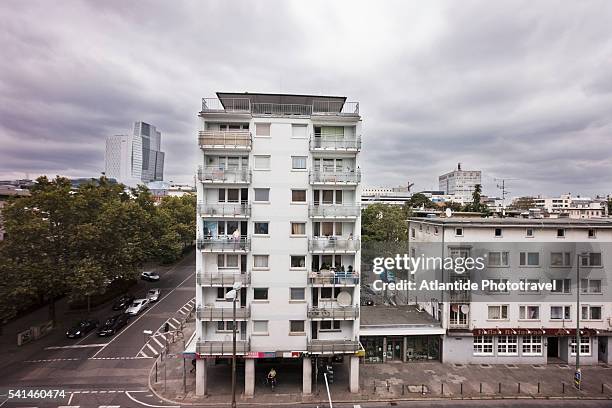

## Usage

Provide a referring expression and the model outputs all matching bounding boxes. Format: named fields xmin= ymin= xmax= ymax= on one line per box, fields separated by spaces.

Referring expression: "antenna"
xmin=494 ymin=178 xmax=519 ymax=203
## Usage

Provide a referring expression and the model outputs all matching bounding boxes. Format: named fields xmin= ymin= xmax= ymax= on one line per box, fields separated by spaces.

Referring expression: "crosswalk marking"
xmin=146 ymin=343 xmax=159 ymax=355
xmin=152 ymin=335 xmax=164 ymax=348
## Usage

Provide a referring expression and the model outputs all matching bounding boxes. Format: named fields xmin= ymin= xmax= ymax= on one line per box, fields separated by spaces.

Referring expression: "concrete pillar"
xmin=349 ymin=355 xmax=359 ymax=393
xmin=245 ymin=358 xmax=255 ymax=396
xmin=302 ymin=356 xmax=312 ymax=395
xmin=195 ymin=359 xmax=207 ymax=396
xmin=382 ymin=337 xmax=387 ymax=363
xmin=403 ymin=336 xmax=408 ymax=362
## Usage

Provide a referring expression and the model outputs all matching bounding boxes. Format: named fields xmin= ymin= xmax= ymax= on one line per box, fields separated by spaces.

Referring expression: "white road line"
xmin=139 ymin=350 xmax=150 ymax=358
xmin=67 ymin=391 xmax=74 ymax=405
xmin=177 ymin=309 xmax=187 ymax=315
xmin=45 ymin=343 xmax=106 ymax=350
xmin=92 ymin=271 xmax=194 ymax=358
xmin=125 ymin=391 xmax=179 ymax=408
xmin=146 ymin=343 xmax=159 ymax=355
xmin=166 ymin=321 xmax=177 ymax=329
xmin=171 ymin=317 xmax=181 ymax=324
xmin=152 ymin=336 xmax=164 ymax=348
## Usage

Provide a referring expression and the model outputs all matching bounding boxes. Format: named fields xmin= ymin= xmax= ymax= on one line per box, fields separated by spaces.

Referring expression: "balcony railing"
xmin=449 ymin=290 xmax=471 ymax=302
xmin=198 ymin=202 xmax=250 ymax=218
xmin=197 ymin=237 xmax=250 ymax=252
xmin=197 ymin=340 xmax=250 ymax=356
xmin=308 ymin=306 xmax=358 ymax=320
xmin=308 ymin=205 xmax=360 ymax=218
xmin=196 ymin=272 xmax=250 ymax=286
xmin=309 ymin=170 xmax=361 ymax=184
xmin=308 ymin=271 xmax=359 ymax=286
xmin=199 ymin=130 xmax=252 ymax=150
xmin=307 ymin=339 xmax=360 ymax=355
xmin=201 ymin=98 xmax=359 ymax=117
xmin=310 ymin=135 xmax=362 ymax=151
xmin=308 ymin=237 xmax=360 ymax=253
xmin=448 ymin=322 xmax=470 ymax=330
xmin=197 ymin=306 xmax=250 ymax=321
xmin=197 ymin=167 xmax=251 ymax=184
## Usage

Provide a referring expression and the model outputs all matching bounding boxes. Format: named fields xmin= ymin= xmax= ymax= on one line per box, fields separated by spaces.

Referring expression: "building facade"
xmin=408 ymin=217 xmax=612 ymax=366
xmin=105 ymin=121 xmax=165 ymax=187
xmin=438 ymin=163 xmax=481 ymax=204
xmin=193 ymin=92 xmax=362 ymax=396
xmin=533 ymin=194 xmax=608 ymax=219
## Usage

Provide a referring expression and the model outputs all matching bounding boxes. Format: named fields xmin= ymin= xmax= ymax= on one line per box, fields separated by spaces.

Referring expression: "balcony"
xmin=448 ymin=322 xmax=470 ymax=330
xmin=199 ymin=130 xmax=252 ymax=151
xmin=201 ymin=98 xmax=359 ymax=117
xmin=197 ymin=340 xmax=250 ymax=356
xmin=197 ymin=306 xmax=250 ymax=321
xmin=308 ymin=271 xmax=359 ymax=286
xmin=198 ymin=202 xmax=250 ymax=218
xmin=309 ymin=170 xmax=361 ymax=185
xmin=197 ymin=237 xmax=250 ymax=253
xmin=197 ymin=167 xmax=251 ymax=184
xmin=308 ymin=305 xmax=359 ymax=320
xmin=196 ymin=272 xmax=250 ymax=286
xmin=308 ymin=204 xmax=360 ymax=219
xmin=307 ymin=339 xmax=360 ymax=355
xmin=309 ymin=135 xmax=361 ymax=151
xmin=308 ymin=237 xmax=360 ymax=254
xmin=448 ymin=290 xmax=471 ymax=302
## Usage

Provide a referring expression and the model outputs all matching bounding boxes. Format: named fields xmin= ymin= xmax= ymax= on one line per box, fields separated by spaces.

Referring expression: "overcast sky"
xmin=1 ymin=0 xmax=612 ymax=198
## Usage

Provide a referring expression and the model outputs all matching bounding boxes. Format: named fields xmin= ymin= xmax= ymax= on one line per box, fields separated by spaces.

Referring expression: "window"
xmin=254 ymin=188 xmax=270 ymax=202
xmin=254 ymin=222 xmax=269 ymax=235
xmin=253 ymin=255 xmax=269 ymax=269
xmin=519 ymin=305 xmax=540 ymax=320
xmin=581 ymin=305 xmax=602 ymax=320
xmin=253 ymin=320 xmax=269 ymax=334
xmin=551 ymin=279 xmax=571 ymax=293
xmin=291 ymin=189 xmax=306 ymax=202
xmin=550 ymin=305 xmax=571 ymax=320
xmin=526 ymin=228 xmax=534 ymax=237
xmin=520 ymin=278 xmax=541 ymax=293
xmin=519 ymin=252 xmax=540 ymax=266
xmin=487 ymin=278 xmax=509 ymax=293
xmin=522 ymin=335 xmax=542 ymax=355
xmin=455 ymin=228 xmax=463 ymax=236
xmin=291 ymin=124 xmax=307 ymax=138
xmin=291 ymin=222 xmax=306 ymax=236
xmin=290 ymin=288 xmax=305 ymax=301
xmin=290 ymin=255 xmax=306 ymax=268
xmin=487 ymin=305 xmax=508 ymax=320
xmin=253 ymin=288 xmax=269 ymax=300
xmin=557 ymin=229 xmax=565 ymax=238
xmin=494 ymin=228 xmax=502 ymax=237
xmin=497 ymin=335 xmax=518 ymax=355
xmin=217 ymin=321 xmax=235 ymax=332
xmin=291 ymin=156 xmax=307 ymax=170
xmin=570 ymin=336 xmax=591 ymax=356
xmin=255 ymin=123 xmax=270 ymax=137
xmin=320 ymin=287 xmax=334 ymax=299
xmin=551 ymin=252 xmax=571 ymax=267
xmin=473 ymin=336 xmax=494 ymax=355
xmin=216 ymin=287 xmax=232 ymax=300
xmin=588 ymin=229 xmax=596 ymax=238
xmin=580 ymin=279 xmax=602 ymax=294
xmin=254 ymin=155 xmax=270 ymax=170
xmin=290 ymin=320 xmax=305 ymax=334
xmin=218 ymin=254 xmax=239 ymax=269
xmin=335 ymin=190 xmax=343 ymax=204
xmin=488 ymin=251 xmax=509 ymax=267
xmin=319 ymin=321 xmax=341 ymax=331
xmin=581 ymin=252 xmax=602 ymax=267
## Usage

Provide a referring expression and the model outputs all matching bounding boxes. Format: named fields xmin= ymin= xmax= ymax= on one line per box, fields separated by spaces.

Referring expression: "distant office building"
xmin=438 ymin=163 xmax=481 ymax=204
xmin=105 ymin=122 xmax=165 ymax=187
xmin=533 ymin=194 xmax=608 ymax=219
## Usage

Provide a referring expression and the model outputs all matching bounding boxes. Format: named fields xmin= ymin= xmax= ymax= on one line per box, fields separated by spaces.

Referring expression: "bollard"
xmin=518 ymin=383 xmax=521 ymax=394
xmin=460 ymin=383 xmax=463 ymax=395
xmin=441 ymin=383 xmax=444 ymax=395
xmin=480 ymin=383 xmax=482 ymax=394
xmin=387 ymin=380 xmax=390 ymax=392
xmin=498 ymin=382 xmax=501 ymax=394
xmin=155 ymin=361 xmax=158 ymax=383
xmin=402 ymin=384 xmax=405 ymax=395
xmin=422 ymin=384 xmax=425 ymax=395
xmin=562 ymin=382 xmax=565 ymax=394
xmin=373 ymin=380 xmax=376 ymax=392
xmin=537 ymin=382 xmax=540 ymax=394
xmin=602 ymin=383 xmax=604 ymax=394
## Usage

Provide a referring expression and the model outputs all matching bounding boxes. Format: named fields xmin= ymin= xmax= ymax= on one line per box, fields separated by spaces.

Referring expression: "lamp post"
xmin=225 ymin=282 xmax=242 ymax=408
xmin=575 ymin=252 xmax=588 ymax=389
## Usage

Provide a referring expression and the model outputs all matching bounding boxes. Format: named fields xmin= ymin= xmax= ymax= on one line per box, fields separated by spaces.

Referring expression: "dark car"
xmin=66 ymin=319 xmax=99 ymax=339
xmin=112 ymin=294 xmax=135 ymax=311
xmin=97 ymin=314 xmax=130 ymax=337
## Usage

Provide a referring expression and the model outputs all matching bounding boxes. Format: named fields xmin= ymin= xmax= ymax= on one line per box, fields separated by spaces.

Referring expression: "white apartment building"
xmin=193 ymin=92 xmax=362 ymax=396
xmin=362 ymin=185 xmax=412 ymax=207
xmin=438 ymin=163 xmax=481 ymax=204
xmin=105 ymin=121 xmax=165 ymax=187
xmin=408 ymin=217 xmax=612 ymax=366
xmin=533 ymin=194 xmax=608 ymax=219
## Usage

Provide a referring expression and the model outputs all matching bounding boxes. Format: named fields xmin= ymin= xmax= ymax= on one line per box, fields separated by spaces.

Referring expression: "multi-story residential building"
xmin=438 ymin=163 xmax=481 ymax=204
xmin=408 ymin=217 xmax=612 ymax=366
xmin=362 ymin=185 xmax=413 ymax=207
xmin=105 ymin=121 xmax=165 ymax=187
xmin=533 ymin=194 xmax=608 ymax=219
xmin=193 ymin=92 xmax=362 ymax=396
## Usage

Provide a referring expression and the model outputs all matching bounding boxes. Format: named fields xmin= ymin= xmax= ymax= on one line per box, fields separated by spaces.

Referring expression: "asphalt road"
xmin=0 ymin=253 xmax=196 ymax=408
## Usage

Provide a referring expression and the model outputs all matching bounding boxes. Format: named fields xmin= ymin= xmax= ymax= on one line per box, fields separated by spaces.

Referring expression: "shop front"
xmin=362 ymin=334 xmax=442 ymax=363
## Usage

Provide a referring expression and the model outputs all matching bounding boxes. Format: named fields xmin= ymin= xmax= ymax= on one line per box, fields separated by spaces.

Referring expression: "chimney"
xmin=457 ymin=162 xmax=462 ymax=171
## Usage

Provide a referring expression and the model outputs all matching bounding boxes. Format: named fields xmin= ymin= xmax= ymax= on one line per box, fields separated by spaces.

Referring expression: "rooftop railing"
xmin=198 ymin=202 xmax=250 ymax=218
xmin=310 ymin=135 xmax=362 ymax=151
xmin=198 ymin=130 xmax=252 ymax=150
xmin=309 ymin=170 xmax=361 ymax=184
xmin=197 ymin=166 xmax=251 ymax=184
xmin=201 ymin=98 xmax=359 ymax=117
xmin=308 ymin=204 xmax=360 ymax=218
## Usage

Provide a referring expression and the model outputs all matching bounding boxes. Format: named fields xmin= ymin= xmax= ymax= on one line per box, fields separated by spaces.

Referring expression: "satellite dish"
xmin=445 ymin=208 xmax=452 ymax=218
xmin=461 ymin=304 xmax=470 ymax=314
xmin=336 ymin=291 xmax=352 ymax=307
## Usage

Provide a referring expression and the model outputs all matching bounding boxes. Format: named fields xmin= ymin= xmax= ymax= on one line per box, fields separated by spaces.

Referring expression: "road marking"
xmin=125 ymin=391 xmax=179 ymax=408
xmin=25 ymin=358 xmax=80 ymax=362
xmin=46 ymin=343 xmax=107 ymax=350
xmin=166 ymin=321 xmax=177 ymax=329
xmin=171 ymin=318 xmax=180 ymax=325
xmin=92 ymin=271 xmax=194 ymax=358
xmin=67 ymin=391 xmax=75 ymax=405
xmin=152 ymin=336 xmax=164 ymax=348
xmin=146 ymin=343 xmax=159 ymax=355
xmin=138 ymin=350 xmax=150 ymax=358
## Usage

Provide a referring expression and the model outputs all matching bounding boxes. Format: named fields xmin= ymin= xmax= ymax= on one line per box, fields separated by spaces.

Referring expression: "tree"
xmin=509 ymin=196 xmax=536 ymax=211
xmin=462 ymin=184 xmax=490 ymax=216
xmin=361 ymin=204 xmax=408 ymax=243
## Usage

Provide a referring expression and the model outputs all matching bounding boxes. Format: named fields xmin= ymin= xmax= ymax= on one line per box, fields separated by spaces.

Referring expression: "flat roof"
xmin=216 ymin=91 xmax=347 ymax=106
xmin=408 ymin=217 xmax=612 ymax=228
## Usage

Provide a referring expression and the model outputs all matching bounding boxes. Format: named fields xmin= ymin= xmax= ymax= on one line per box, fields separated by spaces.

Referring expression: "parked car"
xmin=112 ymin=294 xmax=135 ymax=311
xmin=141 ymin=271 xmax=160 ymax=282
xmin=125 ymin=298 xmax=150 ymax=316
xmin=147 ymin=288 xmax=161 ymax=302
xmin=66 ymin=318 xmax=99 ymax=339
xmin=97 ymin=314 xmax=130 ymax=337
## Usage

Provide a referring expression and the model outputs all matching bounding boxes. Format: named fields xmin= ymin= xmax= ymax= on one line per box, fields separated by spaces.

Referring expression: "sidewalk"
xmin=152 ymin=324 xmax=612 ymax=406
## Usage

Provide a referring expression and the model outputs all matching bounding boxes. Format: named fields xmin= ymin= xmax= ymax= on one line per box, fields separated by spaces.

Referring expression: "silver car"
xmin=125 ymin=298 xmax=149 ymax=316
xmin=147 ymin=288 xmax=160 ymax=302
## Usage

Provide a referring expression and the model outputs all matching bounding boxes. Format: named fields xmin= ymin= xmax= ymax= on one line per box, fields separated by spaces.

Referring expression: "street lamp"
xmin=575 ymin=252 xmax=589 ymax=389
xmin=225 ymin=282 xmax=242 ymax=408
